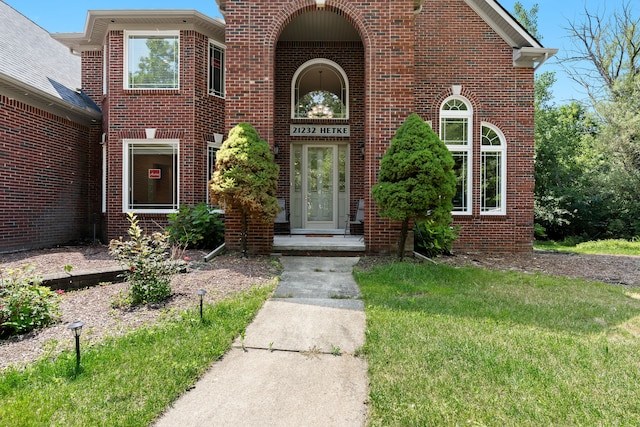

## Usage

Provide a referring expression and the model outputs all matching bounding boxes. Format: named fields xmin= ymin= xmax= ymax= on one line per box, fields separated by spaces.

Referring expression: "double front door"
xmin=291 ymin=143 xmax=349 ymax=231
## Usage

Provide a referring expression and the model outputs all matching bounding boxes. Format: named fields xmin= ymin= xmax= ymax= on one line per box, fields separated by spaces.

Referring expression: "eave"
xmin=0 ymin=74 xmax=101 ymax=126
xmin=52 ymin=9 xmax=225 ymax=54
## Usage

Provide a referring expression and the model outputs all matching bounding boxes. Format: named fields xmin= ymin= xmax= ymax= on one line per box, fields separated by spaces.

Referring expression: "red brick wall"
xmin=94 ymin=29 xmax=225 ymax=241
xmin=223 ymin=0 xmax=416 ymax=254
xmin=0 ymin=96 xmax=99 ymax=252
xmin=415 ymin=0 xmax=535 ymax=252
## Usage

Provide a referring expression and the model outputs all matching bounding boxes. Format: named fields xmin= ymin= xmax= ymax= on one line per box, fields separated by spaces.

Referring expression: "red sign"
xmin=148 ymin=169 xmax=161 ymax=179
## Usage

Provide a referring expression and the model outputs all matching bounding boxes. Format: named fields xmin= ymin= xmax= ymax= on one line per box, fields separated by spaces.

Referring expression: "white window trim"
xmin=101 ymin=138 xmax=107 ymax=213
xmin=440 ymin=95 xmax=473 ymax=215
xmin=122 ymin=138 xmax=180 ymax=214
xmin=102 ymin=45 xmax=107 ymax=95
xmin=123 ymin=30 xmax=180 ymax=90
xmin=291 ymin=58 xmax=349 ymax=120
xmin=208 ymin=40 xmax=226 ymax=98
xmin=206 ymin=140 xmax=222 ymax=206
xmin=480 ymin=122 xmax=507 ymax=215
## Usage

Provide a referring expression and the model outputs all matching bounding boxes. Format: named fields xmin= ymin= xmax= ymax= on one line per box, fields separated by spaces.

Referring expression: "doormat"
xmin=305 ymin=234 xmax=335 ymax=237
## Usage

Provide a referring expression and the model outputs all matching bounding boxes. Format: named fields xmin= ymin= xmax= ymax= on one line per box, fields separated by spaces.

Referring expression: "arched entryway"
xmin=274 ymin=8 xmax=365 ymax=236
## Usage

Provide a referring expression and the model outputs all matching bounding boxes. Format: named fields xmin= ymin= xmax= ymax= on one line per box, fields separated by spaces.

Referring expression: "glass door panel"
xmin=306 ymin=146 xmax=334 ymax=226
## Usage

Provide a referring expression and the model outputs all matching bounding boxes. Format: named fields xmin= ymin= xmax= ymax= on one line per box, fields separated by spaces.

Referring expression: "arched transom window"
xmin=292 ymin=59 xmax=348 ymax=119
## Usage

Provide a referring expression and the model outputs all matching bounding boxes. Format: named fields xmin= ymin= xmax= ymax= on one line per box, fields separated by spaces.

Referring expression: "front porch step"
xmin=273 ymin=235 xmax=364 ymax=256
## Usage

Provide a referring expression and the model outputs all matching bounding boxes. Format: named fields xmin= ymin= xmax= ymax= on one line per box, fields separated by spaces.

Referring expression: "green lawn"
xmin=536 ymin=238 xmax=640 ymax=256
xmin=0 ymin=284 xmax=274 ymax=427
xmin=355 ymin=262 xmax=640 ymax=426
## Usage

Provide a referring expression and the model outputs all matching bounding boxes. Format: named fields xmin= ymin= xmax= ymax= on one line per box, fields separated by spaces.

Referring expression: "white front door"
xmin=291 ymin=143 xmax=348 ymax=231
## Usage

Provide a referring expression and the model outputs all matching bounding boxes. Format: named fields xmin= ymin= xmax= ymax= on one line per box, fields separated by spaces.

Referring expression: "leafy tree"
xmin=371 ymin=113 xmax=456 ymax=260
xmin=209 ymin=123 xmax=279 ymax=256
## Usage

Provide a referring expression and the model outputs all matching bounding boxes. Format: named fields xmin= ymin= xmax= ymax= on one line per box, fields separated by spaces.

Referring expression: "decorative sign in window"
xmin=290 ymin=125 xmax=350 ymax=137
xmin=148 ymin=168 xmax=162 ymax=179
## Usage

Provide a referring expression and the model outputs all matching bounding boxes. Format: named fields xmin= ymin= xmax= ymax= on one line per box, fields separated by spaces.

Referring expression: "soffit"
xmin=53 ymin=10 xmax=225 ymax=53
xmin=279 ymin=10 xmax=360 ymax=42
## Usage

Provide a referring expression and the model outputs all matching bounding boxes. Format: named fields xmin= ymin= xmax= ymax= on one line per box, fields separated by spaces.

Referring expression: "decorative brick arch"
xmin=265 ymin=1 xmax=371 ymax=51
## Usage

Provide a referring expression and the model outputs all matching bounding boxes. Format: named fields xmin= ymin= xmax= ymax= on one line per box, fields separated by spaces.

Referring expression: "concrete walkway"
xmin=155 ymin=256 xmax=368 ymax=427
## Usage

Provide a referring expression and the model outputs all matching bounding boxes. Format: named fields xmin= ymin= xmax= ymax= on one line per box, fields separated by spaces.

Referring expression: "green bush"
xmin=414 ymin=220 xmax=459 ymax=258
xmin=0 ymin=265 xmax=60 ymax=337
xmin=166 ymin=203 xmax=225 ymax=249
xmin=109 ymin=213 xmax=181 ymax=305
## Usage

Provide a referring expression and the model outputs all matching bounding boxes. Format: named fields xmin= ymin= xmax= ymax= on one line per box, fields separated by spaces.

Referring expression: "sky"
xmin=4 ymin=0 xmax=637 ymax=105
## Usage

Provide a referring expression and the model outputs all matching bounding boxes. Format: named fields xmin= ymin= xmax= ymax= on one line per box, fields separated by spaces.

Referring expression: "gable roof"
xmin=0 ymin=1 xmax=101 ymax=124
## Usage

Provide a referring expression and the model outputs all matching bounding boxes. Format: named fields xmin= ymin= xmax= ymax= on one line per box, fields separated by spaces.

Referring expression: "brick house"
xmin=2 ymin=0 xmax=555 ymax=254
xmin=0 ymin=2 xmax=102 ymax=253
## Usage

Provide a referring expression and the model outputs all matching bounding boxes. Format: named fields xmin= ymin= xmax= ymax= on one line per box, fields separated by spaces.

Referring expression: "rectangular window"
xmin=123 ymin=140 xmax=179 ymax=212
xmin=481 ymin=152 xmax=501 ymax=213
xmin=125 ymin=31 xmax=179 ymax=89
xmin=441 ymin=117 xmax=471 ymax=214
xmin=452 ymin=153 xmax=469 ymax=212
xmin=209 ymin=42 xmax=225 ymax=97
xmin=207 ymin=142 xmax=220 ymax=206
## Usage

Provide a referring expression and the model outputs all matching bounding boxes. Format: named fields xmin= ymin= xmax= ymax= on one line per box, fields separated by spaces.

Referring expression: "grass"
xmin=536 ymin=238 xmax=640 ymax=256
xmin=0 ymin=284 xmax=274 ymax=427
xmin=355 ymin=262 xmax=640 ymax=426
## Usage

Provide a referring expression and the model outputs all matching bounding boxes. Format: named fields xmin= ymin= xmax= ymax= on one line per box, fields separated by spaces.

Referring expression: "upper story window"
xmin=209 ymin=41 xmax=225 ymax=97
xmin=292 ymin=59 xmax=348 ymax=119
xmin=440 ymin=96 xmax=473 ymax=214
xmin=481 ymin=123 xmax=507 ymax=215
xmin=125 ymin=30 xmax=179 ymax=90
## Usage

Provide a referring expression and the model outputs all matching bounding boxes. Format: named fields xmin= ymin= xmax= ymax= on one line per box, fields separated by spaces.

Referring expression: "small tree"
xmin=209 ymin=123 xmax=279 ymax=256
xmin=372 ymin=113 xmax=456 ymax=260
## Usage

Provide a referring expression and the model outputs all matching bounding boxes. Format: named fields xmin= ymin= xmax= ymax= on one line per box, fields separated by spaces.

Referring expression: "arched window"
xmin=440 ymin=96 xmax=473 ymax=214
xmin=481 ymin=123 xmax=507 ymax=215
xmin=291 ymin=59 xmax=348 ymax=119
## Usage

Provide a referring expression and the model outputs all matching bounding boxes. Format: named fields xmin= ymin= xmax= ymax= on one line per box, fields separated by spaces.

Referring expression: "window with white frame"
xmin=440 ymin=97 xmax=473 ymax=214
xmin=481 ymin=123 xmax=507 ymax=214
xmin=125 ymin=31 xmax=179 ymax=89
xmin=206 ymin=141 xmax=220 ymax=206
xmin=123 ymin=140 xmax=179 ymax=212
xmin=209 ymin=41 xmax=225 ymax=97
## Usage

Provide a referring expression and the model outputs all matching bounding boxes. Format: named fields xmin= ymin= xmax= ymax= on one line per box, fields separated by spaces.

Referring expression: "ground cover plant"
xmin=355 ymin=261 xmax=640 ymax=426
xmin=536 ymin=238 xmax=640 ymax=256
xmin=0 ymin=284 xmax=273 ymax=427
xmin=0 ymin=265 xmax=60 ymax=338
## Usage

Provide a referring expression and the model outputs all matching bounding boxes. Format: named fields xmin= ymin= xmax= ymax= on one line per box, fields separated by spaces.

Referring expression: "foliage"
xmin=414 ymin=220 xmax=459 ymax=258
xmin=0 ymin=265 xmax=60 ymax=337
xmin=536 ymin=238 xmax=640 ymax=256
xmin=355 ymin=262 xmax=640 ymax=426
xmin=0 ymin=284 xmax=274 ymax=426
xmin=371 ymin=113 xmax=456 ymax=260
xmin=108 ymin=213 xmax=181 ymax=305
xmin=167 ymin=203 xmax=225 ymax=249
xmin=209 ymin=122 xmax=279 ymax=256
